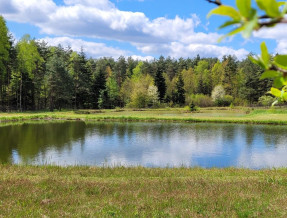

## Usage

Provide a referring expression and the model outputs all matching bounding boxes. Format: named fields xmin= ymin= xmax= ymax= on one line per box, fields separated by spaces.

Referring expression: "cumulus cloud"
xmin=135 ymin=42 xmax=248 ymax=60
xmin=254 ymin=23 xmax=287 ymax=54
xmin=0 ymin=0 xmax=249 ymax=59
xmin=40 ymin=36 xmax=154 ymax=60
xmin=40 ymin=37 xmax=127 ymax=58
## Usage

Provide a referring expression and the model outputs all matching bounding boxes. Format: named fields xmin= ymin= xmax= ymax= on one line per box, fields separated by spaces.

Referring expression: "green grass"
xmin=0 ymin=165 xmax=287 ymax=217
xmin=1 ymin=107 xmax=287 ymax=125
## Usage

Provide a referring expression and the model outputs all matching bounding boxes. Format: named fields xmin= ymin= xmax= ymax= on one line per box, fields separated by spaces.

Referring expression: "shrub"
xmin=215 ymin=95 xmax=234 ymax=107
xmin=258 ymin=95 xmax=276 ymax=107
xmin=233 ymin=98 xmax=248 ymax=107
xmin=189 ymin=94 xmax=214 ymax=107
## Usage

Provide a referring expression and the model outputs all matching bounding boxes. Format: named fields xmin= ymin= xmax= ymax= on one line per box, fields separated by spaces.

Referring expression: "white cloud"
xmin=39 ymin=36 xmax=155 ymax=60
xmin=40 ymin=37 xmax=128 ymax=58
xmin=135 ymin=42 xmax=248 ymax=60
xmin=0 ymin=0 xmax=249 ymax=59
xmin=254 ymin=23 xmax=287 ymax=54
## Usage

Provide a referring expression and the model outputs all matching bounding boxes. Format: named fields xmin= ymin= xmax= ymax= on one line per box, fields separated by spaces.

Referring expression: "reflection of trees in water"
xmin=88 ymin=122 xmax=237 ymax=148
xmin=261 ymin=126 xmax=287 ymax=148
xmin=244 ymin=126 xmax=257 ymax=147
xmin=241 ymin=125 xmax=287 ymax=148
xmin=0 ymin=121 xmax=90 ymax=164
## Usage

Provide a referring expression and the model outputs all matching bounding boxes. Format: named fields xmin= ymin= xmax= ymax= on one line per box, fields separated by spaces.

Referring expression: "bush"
xmin=183 ymin=102 xmax=199 ymax=112
xmin=215 ymin=95 xmax=234 ymax=107
xmin=128 ymin=91 xmax=149 ymax=108
xmin=188 ymin=94 xmax=214 ymax=107
xmin=258 ymin=95 xmax=275 ymax=107
xmin=233 ymin=98 xmax=248 ymax=107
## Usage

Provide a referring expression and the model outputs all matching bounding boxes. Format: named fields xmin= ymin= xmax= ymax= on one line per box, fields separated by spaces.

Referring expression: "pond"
xmin=1 ymin=121 xmax=287 ymax=169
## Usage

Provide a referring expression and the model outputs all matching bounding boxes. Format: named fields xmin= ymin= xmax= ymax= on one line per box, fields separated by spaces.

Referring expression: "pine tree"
xmin=155 ymin=56 xmax=167 ymax=101
xmin=173 ymin=73 xmax=185 ymax=105
xmin=154 ymin=68 xmax=166 ymax=102
xmin=92 ymin=60 xmax=107 ymax=109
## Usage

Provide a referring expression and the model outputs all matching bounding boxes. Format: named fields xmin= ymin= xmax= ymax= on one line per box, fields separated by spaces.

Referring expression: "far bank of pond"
xmin=1 ymin=107 xmax=287 ymax=125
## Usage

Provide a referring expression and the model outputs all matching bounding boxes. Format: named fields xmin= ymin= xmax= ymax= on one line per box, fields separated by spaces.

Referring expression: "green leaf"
xmin=236 ymin=0 xmax=251 ymax=18
xmin=255 ymin=0 xmax=282 ymax=17
xmin=249 ymin=56 xmax=260 ymax=65
xmin=274 ymin=77 xmax=287 ymax=88
xmin=283 ymin=92 xmax=287 ymax=101
xmin=270 ymin=87 xmax=282 ymax=97
xmin=260 ymin=42 xmax=269 ymax=68
xmin=260 ymin=70 xmax=280 ymax=79
xmin=274 ymin=55 xmax=287 ymax=70
xmin=219 ymin=20 xmax=240 ymax=29
xmin=278 ymin=1 xmax=286 ymax=7
xmin=218 ymin=25 xmax=245 ymax=42
xmin=248 ymin=56 xmax=266 ymax=69
xmin=241 ymin=10 xmax=258 ymax=38
xmin=282 ymin=1 xmax=287 ymax=14
xmin=207 ymin=6 xmax=241 ymax=21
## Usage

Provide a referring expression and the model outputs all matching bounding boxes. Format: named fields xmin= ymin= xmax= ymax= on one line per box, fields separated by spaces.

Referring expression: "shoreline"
xmin=0 ymin=108 xmax=287 ymax=125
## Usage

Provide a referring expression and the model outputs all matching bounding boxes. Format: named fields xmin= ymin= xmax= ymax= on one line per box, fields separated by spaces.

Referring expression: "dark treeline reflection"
xmin=0 ymin=121 xmax=90 ymax=163
xmin=1 ymin=121 xmax=287 ymax=168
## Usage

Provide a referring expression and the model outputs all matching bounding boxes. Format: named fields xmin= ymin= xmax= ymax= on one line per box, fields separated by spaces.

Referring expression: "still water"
xmin=1 ymin=121 xmax=287 ymax=168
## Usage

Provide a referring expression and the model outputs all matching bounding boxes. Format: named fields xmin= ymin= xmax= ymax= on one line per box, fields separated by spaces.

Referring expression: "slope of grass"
xmin=0 ymin=165 xmax=287 ymax=217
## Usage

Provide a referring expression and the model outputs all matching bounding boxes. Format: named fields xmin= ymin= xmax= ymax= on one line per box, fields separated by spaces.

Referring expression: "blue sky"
xmin=1 ymin=0 xmax=286 ymax=60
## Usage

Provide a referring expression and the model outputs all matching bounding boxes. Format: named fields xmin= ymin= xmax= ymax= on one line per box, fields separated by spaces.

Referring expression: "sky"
xmin=0 ymin=0 xmax=286 ymax=60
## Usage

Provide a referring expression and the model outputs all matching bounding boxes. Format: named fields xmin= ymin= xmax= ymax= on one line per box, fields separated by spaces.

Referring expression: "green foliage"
xmin=0 ymin=16 xmax=10 ymax=75
xmin=16 ymin=35 xmax=44 ymax=79
xmin=258 ymin=95 xmax=276 ymax=106
xmin=128 ymin=74 xmax=155 ymax=108
xmin=46 ymin=46 xmax=72 ymax=111
xmin=189 ymin=94 xmax=214 ymax=107
xmin=154 ymin=60 xmax=167 ymax=102
xmin=207 ymin=0 xmax=287 ymax=105
xmin=172 ymin=73 xmax=185 ymax=106
xmin=214 ymin=95 xmax=234 ymax=107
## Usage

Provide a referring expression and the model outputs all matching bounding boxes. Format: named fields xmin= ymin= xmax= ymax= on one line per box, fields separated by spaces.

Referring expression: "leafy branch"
xmin=206 ymin=0 xmax=287 ymax=105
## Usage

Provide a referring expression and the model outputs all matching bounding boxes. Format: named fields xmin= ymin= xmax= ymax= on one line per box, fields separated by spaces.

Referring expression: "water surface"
xmin=1 ymin=121 xmax=287 ymax=168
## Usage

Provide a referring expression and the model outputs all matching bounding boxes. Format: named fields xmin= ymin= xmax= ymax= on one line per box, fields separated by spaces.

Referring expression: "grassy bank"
xmin=1 ymin=107 xmax=287 ymax=125
xmin=0 ymin=165 xmax=287 ymax=217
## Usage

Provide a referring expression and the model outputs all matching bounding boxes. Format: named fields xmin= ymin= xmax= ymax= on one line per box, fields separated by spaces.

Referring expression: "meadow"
xmin=1 ymin=107 xmax=287 ymax=125
xmin=1 ymin=165 xmax=287 ymax=217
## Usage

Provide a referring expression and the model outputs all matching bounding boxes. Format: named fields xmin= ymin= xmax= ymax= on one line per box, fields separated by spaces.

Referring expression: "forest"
xmin=0 ymin=15 xmax=274 ymax=112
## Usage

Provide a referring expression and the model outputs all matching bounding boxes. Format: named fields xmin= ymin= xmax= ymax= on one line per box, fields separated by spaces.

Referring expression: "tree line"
xmin=0 ymin=15 xmax=274 ymax=111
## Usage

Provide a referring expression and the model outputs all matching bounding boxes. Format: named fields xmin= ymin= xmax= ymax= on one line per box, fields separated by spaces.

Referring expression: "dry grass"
xmin=1 ymin=165 xmax=287 ymax=217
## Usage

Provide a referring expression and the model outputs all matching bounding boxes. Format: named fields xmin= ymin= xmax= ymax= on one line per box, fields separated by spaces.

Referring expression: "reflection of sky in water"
xmin=2 ymin=122 xmax=287 ymax=169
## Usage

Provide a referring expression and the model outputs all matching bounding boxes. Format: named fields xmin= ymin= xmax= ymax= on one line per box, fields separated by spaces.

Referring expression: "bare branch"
xmin=206 ymin=0 xmax=222 ymax=6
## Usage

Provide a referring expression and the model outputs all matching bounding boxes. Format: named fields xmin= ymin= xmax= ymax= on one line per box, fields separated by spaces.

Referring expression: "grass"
xmin=0 ymin=165 xmax=287 ymax=217
xmin=1 ymin=107 xmax=287 ymax=125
